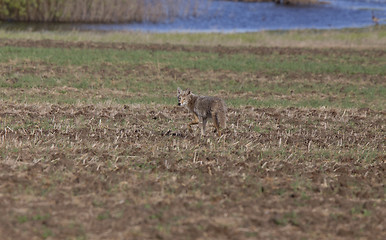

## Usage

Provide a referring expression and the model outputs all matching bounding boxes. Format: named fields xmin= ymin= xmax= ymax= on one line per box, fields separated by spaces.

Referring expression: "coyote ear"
xmin=186 ymin=89 xmax=191 ymax=95
xmin=177 ymin=87 xmax=182 ymax=95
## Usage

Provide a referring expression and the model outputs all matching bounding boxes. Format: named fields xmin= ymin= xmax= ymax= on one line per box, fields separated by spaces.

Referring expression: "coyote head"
xmin=177 ymin=87 xmax=192 ymax=106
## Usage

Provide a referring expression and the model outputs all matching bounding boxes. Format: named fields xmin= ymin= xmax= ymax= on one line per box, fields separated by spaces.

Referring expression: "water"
xmin=2 ymin=0 xmax=385 ymax=32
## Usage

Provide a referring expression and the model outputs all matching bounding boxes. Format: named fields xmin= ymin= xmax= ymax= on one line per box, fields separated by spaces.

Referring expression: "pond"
xmin=1 ymin=0 xmax=385 ymax=32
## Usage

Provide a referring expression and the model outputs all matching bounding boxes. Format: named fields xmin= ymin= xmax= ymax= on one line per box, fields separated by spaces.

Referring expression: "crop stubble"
xmin=0 ymin=102 xmax=384 ymax=239
xmin=0 ymin=40 xmax=385 ymax=239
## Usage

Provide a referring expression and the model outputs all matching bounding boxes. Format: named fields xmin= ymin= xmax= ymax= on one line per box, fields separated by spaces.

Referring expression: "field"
xmin=0 ymin=27 xmax=385 ymax=239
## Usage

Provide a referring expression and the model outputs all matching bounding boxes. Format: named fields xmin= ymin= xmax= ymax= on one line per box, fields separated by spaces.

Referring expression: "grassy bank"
xmin=0 ymin=25 xmax=385 ymax=48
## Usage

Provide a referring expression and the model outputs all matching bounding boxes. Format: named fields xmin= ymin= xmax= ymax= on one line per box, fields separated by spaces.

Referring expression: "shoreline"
xmin=0 ymin=21 xmax=384 ymax=32
xmin=0 ymin=25 xmax=385 ymax=49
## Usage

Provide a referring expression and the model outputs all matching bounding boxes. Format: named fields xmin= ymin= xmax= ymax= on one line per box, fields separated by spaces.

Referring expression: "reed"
xmin=0 ymin=0 xmax=206 ymax=23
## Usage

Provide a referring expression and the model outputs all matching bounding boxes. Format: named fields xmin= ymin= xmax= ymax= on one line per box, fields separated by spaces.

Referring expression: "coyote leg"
xmin=201 ymin=117 xmax=207 ymax=136
xmin=188 ymin=114 xmax=199 ymax=132
xmin=212 ymin=115 xmax=221 ymax=137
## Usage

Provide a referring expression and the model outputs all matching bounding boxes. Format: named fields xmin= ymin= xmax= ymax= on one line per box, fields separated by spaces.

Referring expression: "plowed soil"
xmin=0 ymin=40 xmax=385 ymax=239
xmin=0 ymin=102 xmax=384 ymax=239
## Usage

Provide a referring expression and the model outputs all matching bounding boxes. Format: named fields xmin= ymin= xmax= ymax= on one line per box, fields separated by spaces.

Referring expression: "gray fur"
xmin=177 ymin=88 xmax=227 ymax=136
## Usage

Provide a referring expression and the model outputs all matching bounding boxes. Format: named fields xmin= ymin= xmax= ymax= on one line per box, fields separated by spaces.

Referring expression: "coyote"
xmin=177 ymin=87 xmax=227 ymax=136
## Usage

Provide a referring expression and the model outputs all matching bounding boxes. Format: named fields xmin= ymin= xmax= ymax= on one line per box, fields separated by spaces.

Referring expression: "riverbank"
xmin=1 ymin=25 xmax=385 ymax=49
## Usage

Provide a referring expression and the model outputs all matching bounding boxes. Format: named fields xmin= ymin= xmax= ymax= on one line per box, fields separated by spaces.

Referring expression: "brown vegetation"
xmin=0 ymin=0 xmax=204 ymax=23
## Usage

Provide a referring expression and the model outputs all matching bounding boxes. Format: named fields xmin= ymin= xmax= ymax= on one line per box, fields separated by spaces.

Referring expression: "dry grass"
xmin=0 ymin=0 xmax=205 ymax=23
